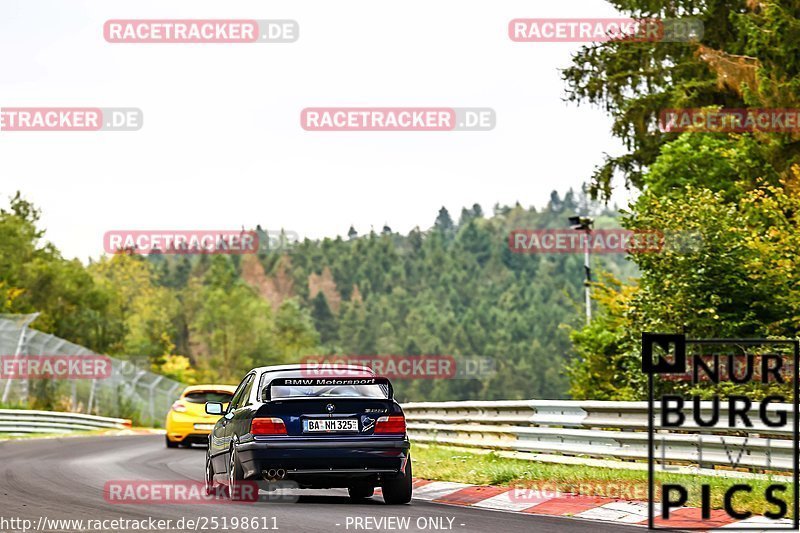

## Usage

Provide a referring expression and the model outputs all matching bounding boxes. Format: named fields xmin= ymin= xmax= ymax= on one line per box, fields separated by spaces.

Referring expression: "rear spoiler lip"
xmin=263 ymin=376 xmax=394 ymax=401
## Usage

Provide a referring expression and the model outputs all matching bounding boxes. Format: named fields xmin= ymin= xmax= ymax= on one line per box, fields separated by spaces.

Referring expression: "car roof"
xmin=181 ymin=384 xmax=238 ymax=394
xmin=248 ymin=364 xmax=376 ymax=375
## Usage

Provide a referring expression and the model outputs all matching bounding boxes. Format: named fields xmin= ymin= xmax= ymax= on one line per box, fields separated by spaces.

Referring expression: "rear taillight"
xmin=374 ymin=415 xmax=406 ymax=434
xmin=171 ymin=401 xmax=187 ymax=413
xmin=251 ymin=417 xmax=287 ymax=435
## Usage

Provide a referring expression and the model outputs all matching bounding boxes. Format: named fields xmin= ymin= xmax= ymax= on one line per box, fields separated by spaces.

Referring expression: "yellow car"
xmin=165 ymin=384 xmax=237 ymax=448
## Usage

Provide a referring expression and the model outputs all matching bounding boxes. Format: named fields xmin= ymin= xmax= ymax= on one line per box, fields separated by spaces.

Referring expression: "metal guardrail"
xmin=401 ymin=400 xmax=796 ymax=472
xmin=0 ymin=409 xmax=131 ymax=434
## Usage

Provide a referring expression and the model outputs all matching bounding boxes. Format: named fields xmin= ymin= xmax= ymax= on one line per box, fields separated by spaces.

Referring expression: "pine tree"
xmin=310 ymin=292 xmax=338 ymax=344
xmin=434 ymin=207 xmax=455 ymax=238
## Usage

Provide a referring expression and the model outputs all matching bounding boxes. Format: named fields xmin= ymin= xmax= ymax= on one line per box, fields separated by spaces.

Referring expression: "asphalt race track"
xmin=0 ymin=435 xmax=644 ymax=533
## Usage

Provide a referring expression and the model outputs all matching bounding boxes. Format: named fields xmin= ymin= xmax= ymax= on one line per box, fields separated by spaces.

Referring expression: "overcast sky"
xmin=0 ymin=0 xmax=629 ymax=262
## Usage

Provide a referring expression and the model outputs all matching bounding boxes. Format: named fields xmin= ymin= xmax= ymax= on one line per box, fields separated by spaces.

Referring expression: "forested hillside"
xmin=1 ymin=189 xmax=632 ymax=401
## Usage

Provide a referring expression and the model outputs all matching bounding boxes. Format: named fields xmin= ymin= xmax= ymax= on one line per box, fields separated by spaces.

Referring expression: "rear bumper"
xmin=165 ymin=415 xmax=218 ymax=442
xmin=165 ymin=422 xmax=213 ymax=443
xmin=236 ymin=437 xmax=410 ymax=482
xmin=168 ymin=433 xmax=209 ymax=445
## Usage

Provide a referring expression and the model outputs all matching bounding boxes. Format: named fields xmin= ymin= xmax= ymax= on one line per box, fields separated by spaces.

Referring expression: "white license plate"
xmin=304 ymin=418 xmax=358 ymax=433
xmin=194 ymin=423 xmax=215 ymax=431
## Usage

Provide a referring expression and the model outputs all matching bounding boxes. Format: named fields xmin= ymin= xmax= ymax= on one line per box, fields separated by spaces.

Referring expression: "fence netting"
xmin=0 ymin=314 xmax=183 ymax=427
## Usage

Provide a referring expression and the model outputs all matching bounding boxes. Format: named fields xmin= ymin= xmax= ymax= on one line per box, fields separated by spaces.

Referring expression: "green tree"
xmin=310 ymin=292 xmax=338 ymax=344
xmin=563 ymin=0 xmax=800 ymax=197
xmin=274 ymin=298 xmax=320 ymax=361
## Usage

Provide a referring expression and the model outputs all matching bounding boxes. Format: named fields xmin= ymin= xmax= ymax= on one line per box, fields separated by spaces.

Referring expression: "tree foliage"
xmin=564 ymin=0 xmax=800 ymax=197
xmin=566 ymin=0 xmax=800 ymax=399
xmin=0 ymin=189 xmax=630 ymax=400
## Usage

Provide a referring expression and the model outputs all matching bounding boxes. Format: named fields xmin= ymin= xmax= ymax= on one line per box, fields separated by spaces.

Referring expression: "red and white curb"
xmin=410 ymin=479 xmax=794 ymax=531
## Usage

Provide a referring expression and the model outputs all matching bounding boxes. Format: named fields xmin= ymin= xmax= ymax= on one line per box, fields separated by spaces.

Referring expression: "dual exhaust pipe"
xmin=264 ymin=468 xmax=286 ymax=480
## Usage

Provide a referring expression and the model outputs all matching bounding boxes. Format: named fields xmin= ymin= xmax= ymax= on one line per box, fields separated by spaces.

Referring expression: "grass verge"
xmin=412 ymin=444 xmax=794 ymax=517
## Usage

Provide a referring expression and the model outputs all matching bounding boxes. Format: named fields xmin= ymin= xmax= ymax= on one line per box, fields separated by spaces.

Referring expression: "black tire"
xmin=348 ymin=483 xmax=375 ymax=501
xmin=204 ymin=452 xmax=216 ymax=496
xmin=165 ymin=436 xmax=179 ymax=448
xmin=382 ymin=457 xmax=412 ymax=505
xmin=227 ymin=446 xmax=246 ymax=501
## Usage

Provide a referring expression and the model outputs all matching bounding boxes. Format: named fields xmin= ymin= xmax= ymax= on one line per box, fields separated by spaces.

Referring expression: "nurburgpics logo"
xmin=642 ymin=333 xmax=799 ymax=530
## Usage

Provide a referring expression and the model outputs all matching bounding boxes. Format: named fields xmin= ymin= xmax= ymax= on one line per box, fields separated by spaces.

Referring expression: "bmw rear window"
xmin=182 ymin=391 xmax=234 ymax=403
xmin=270 ymin=384 xmax=387 ymax=399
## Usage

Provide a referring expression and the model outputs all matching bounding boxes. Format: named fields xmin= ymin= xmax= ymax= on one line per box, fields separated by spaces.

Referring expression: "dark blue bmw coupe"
xmin=204 ymin=365 xmax=412 ymax=504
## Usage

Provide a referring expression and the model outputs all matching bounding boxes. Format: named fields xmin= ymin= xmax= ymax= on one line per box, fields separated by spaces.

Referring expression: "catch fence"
xmin=0 ymin=314 xmax=183 ymax=427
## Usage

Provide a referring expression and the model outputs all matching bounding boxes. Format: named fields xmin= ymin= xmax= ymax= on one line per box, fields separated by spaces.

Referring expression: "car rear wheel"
xmin=228 ymin=446 xmax=246 ymax=501
xmin=348 ymin=483 xmax=375 ymax=501
xmin=165 ymin=436 xmax=179 ymax=448
xmin=382 ymin=457 xmax=412 ymax=505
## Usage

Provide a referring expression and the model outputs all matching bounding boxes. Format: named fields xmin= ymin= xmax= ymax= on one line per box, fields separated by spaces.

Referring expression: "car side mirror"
xmin=205 ymin=402 xmax=223 ymax=415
